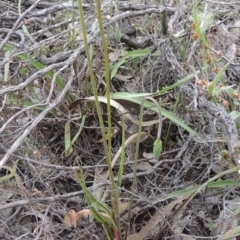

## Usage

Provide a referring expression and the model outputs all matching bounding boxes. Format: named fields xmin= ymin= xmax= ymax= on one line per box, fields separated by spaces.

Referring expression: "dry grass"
xmin=1 ymin=0 xmax=240 ymax=239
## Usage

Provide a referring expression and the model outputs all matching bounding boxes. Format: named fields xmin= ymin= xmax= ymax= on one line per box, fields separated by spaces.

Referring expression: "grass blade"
xmin=111 ymin=49 xmax=149 ymax=79
xmin=208 ymin=60 xmax=233 ymax=99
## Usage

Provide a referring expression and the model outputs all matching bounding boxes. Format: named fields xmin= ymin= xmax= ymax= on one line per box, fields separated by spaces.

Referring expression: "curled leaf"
xmin=64 ymin=209 xmax=91 ymax=228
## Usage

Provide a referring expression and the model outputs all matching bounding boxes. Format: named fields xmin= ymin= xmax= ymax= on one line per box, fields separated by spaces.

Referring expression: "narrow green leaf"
xmin=207 ymin=179 xmax=239 ymax=188
xmin=70 ymin=115 xmax=86 ymax=145
xmin=111 ymin=70 xmax=199 ymax=98
xmin=76 ymin=165 xmax=115 ymax=226
xmin=22 ymin=24 xmax=35 ymax=43
xmin=193 ymin=3 xmax=207 ymax=45
xmin=208 ymin=60 xmax=233 ymax=98
xmin=117 ymin=116 xmax=126 ymax=190
xmin=153 ymin=176 xmax=240 ymax=204
xmin=111 ymin=95 xmax=202 ymax=139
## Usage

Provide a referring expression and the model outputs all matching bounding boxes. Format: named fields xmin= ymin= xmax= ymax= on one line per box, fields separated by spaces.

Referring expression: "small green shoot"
xmin=115 ymin=27 xmax=122 ymax=42
xmin=145 ymin=97 xmax=163 ymax=160
xmin=64 ymin=115 xmax=86 ymax=157
xmin=153 ymin=138 xmax=162 ymax=160
xmin=180 ymin=45 xmax=186 ymax=61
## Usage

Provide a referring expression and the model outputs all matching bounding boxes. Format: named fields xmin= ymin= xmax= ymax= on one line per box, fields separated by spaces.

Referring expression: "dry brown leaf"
xmin=136 ymin=161 xmax=152 ymax=171
xmin=64 ymin=209 xmax=91 ymax=228
xmin=64 ymin=210 xmax=80 ymax=228
xmin=69 ymin=96 xmax=159 ymax=127
xmin=32 ymin=188 xmax=45 ymax=198
xmin=114 ymin=74 xmax=133 ymax=82
xmin=142 ymin=152 xmax=154 ymax=159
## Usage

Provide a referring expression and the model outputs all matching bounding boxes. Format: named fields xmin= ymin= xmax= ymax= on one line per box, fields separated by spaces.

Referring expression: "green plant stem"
xmin=76 ymin=1 xmax=108 ymax=175
xmin=166 ymin=92 xmax=179 ymax=142
xmin=125 ymin=97 xmax=145 ymax=239
xmin=125 ymin=96 xmax=163 ymax=238
xmin=77 ymin=0 xmax=119 ymax=237
xmin=95 ymin=0 xmax=120 ymax=234
xmin=117 ymin=114 xmax=126 ymax=194
xmin=145 ymin=97 xmax=162 ymax=139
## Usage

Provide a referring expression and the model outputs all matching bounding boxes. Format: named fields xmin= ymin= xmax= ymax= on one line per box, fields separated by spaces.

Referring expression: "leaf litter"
xmin=1 ymin=0 xmax=240 ymax=239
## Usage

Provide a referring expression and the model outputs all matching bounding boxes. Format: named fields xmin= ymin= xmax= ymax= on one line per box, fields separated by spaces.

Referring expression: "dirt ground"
xmin=1 ymin=0 xmax=240 ymax=239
